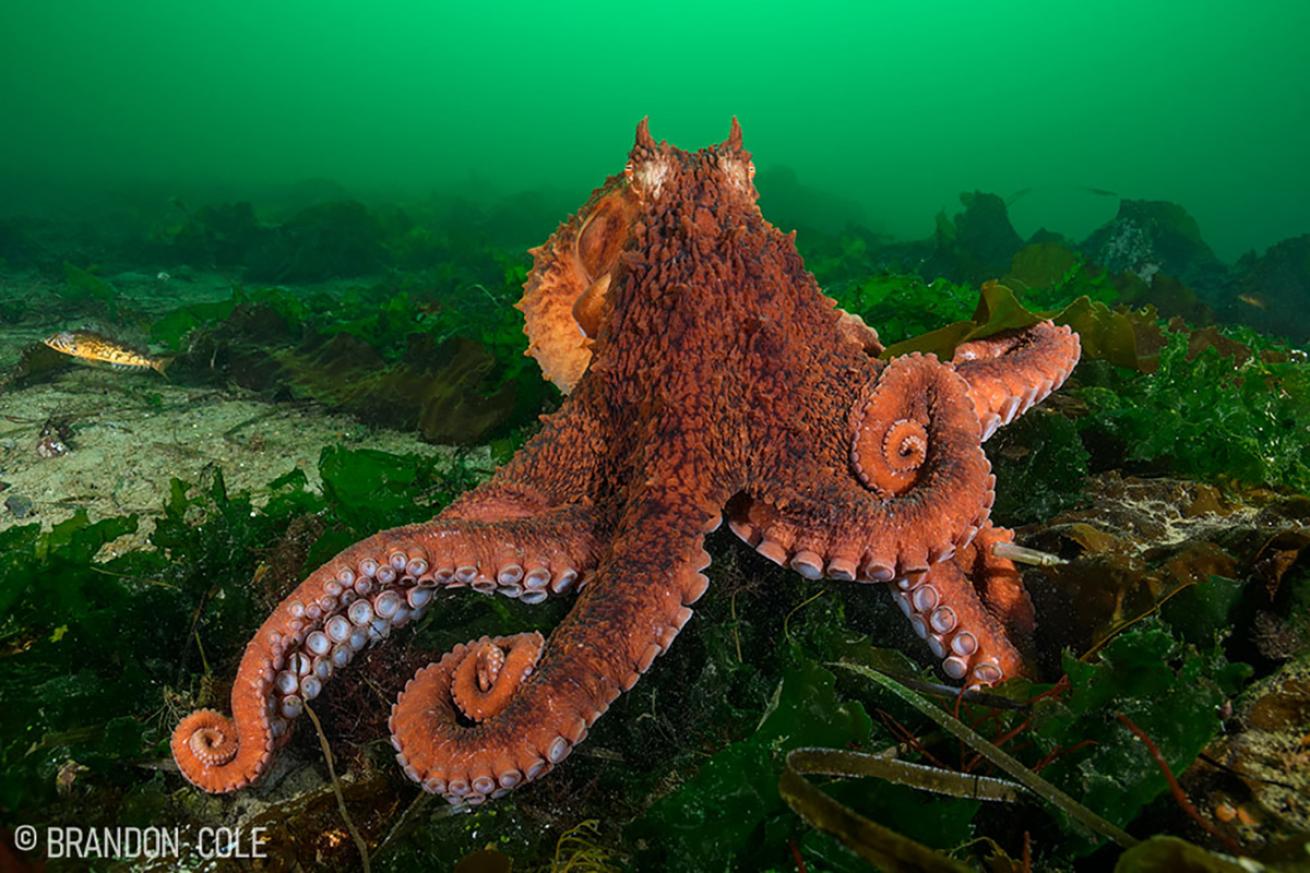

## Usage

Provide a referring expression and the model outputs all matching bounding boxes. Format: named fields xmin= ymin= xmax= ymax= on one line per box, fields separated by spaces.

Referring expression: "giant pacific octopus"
xmin=172 ymin=120 xmax=1082 ymax=804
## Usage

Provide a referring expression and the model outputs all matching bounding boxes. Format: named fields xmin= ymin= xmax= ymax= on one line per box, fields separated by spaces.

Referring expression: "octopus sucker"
xmin=172 ymin=516 xmax=592 ymax=793
xmin=891 ymin=526 xmax=1034 ymax=683
xmin=174 ymin=120 xmax=1080 ymax=803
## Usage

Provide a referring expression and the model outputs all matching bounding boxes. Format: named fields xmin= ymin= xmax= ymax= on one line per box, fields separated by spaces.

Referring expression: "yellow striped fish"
xmin=42 ymin=330 xmax=172 ymax=375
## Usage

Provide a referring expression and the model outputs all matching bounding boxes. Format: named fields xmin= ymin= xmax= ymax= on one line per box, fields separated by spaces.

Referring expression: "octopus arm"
xmin=888 ymin=523 xmax=1034 ymax=685
xmin=171 ymin=503 xmax=605 ymax=793
xmin=730 ymin=499 xmax=1033 ymax=685
xmin=960 ymin=524 xmax=1036 ymax=639
xmin=830 ymin=305 xmax=883 ymax=356
xmin=389 ymin=492 xmax=718 ymax=805
xmin=951 ymin=321 xmax=1081 ymax=441
xmin=732 ymin=354 xmax=996 ymax=583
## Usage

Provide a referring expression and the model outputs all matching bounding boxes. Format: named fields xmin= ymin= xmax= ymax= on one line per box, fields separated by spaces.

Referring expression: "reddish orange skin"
xmin=171 ymin=120 xmax=1080 ymax=803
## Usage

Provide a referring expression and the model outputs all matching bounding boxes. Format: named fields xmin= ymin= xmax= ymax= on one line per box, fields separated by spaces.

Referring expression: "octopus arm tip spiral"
xmin=170 ymin=708 xmax=267 ymax=794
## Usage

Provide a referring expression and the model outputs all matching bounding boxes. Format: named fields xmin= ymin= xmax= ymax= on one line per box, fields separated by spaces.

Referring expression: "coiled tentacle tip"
xmin=451 ymin=632 xmax=546 ymax=722
xmin=170 ymin=709 xmax=254 ymax=793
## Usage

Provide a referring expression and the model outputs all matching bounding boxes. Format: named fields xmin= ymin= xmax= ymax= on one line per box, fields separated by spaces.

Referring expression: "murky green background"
xmin=2 ymin=0 xmax=1306 ymax=259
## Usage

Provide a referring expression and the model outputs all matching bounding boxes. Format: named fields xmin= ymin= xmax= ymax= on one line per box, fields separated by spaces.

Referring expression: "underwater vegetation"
xmin=0 ymin=157 xmax=1308 ymax=873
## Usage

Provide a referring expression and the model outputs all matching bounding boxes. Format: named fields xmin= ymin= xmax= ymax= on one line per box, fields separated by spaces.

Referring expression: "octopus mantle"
xmin=172 ymin=120 xmax=1081 ymax=804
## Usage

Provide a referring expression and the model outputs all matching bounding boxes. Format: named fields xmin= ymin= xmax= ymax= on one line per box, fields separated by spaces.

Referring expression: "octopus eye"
xmin=577 ymin=213 xmax=614 ymax=278
xmin=627 ymin=157 xmax=670 ymax=201
xmin=718 ymin=157 xmax=752 ymax=193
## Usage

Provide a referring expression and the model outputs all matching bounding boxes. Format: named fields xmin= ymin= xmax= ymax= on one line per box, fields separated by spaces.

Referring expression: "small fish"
xmin=1237 ymin=293 xmax=1268 ymax=310
xmin=42 ymin=330 xmax=172 ymax=375
xmin=1006 ymin=185 xmax=1120 ymax=207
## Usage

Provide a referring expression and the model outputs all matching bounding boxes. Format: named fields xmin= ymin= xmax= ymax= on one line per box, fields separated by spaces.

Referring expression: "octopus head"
xmin=517 ymin=118 xmax=762 ymax=393
xmin=624 ymin=117 xmax=759 ymax=213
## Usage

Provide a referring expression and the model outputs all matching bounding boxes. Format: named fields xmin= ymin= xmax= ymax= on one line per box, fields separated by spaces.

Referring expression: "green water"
xmin=3 ymin=1 xmax=1307 ymax=259
xmin=4 ymin=6 xmax=1310 ymax=871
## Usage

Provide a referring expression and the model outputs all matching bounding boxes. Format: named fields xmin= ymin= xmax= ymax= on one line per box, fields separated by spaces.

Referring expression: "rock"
xmin=1005 ymin=241 xmax=1214 ymax=323
xmin=36 ymin=435 xmax=69 ymax=458
xmin=1022 ymin=471 xmax=1310 ymax=663
xmin=1080 ymin=199 xmax=1230 ymax=298
xmin=5 ymin=494 xmax=33 ymax=518
xmin=923 ymin=191 xmax=1025 ymax=284
xmin=1203 ymin=656 xmax=1310 ymax=843
xmin=1232 ymin=233 xmax=1310 ymax=343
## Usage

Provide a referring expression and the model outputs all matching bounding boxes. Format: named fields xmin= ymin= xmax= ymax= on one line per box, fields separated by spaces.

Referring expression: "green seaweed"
xmin=141 ymin=258 xmax=553 ymax=442
xmin=0 ymin=511 xmax=163 ymax=813
xmin=1160 ymin=575 xmax=1247 ymax=648
xmin=829 ymin=272 xmax=978 ymax=347
xmin=990 ymin=411 xmax=1091 ymax=526
xmin=882 ymin=280 xmax=1156 ymax=371
xmin=149 ymin=295 xmax=238 ymax=351
xmin=1028 ymin=624 xmax=1251 ymax=854
xmin=630 ymin=641 xmax=872 ymax=870
xmin=1078 ymin=328 xmax=1310 ymax=491
xmin=318 ymin=444 xmax=477 ymax=534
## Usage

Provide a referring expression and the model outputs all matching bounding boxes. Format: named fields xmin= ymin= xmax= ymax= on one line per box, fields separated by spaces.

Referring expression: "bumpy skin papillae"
xmin=952 ymin=321 xmax=1082 ymax=441
xmin=174 ymin=119 xmax=1080 ymax=803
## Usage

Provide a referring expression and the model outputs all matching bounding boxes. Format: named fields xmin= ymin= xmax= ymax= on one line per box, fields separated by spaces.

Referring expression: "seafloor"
xmin=0 ymin=186 xmax=1307 ymax=872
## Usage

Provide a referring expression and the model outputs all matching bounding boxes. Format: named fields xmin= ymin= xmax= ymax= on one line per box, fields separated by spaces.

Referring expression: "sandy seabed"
xmin=0 ymin=271 xmax=481 ymax=556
